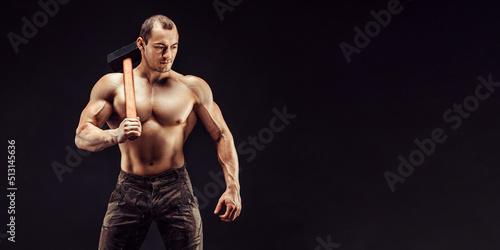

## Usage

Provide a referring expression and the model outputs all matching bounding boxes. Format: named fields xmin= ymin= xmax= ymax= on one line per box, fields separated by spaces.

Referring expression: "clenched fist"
xmin=115 ymin=117 xmax=142 ymax=143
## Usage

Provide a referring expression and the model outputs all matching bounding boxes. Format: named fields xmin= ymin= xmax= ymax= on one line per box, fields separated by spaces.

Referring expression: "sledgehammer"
xmin=107 ymin=42 xmax=142 ymax=140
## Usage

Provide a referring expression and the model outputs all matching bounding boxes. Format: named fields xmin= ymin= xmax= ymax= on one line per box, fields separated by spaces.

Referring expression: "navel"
xmin=149 ymin=162 xmax=153 ymax=166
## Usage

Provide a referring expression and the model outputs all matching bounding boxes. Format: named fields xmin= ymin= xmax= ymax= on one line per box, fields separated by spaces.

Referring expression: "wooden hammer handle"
xmin=122 ymin=58 xmax=138 ymax=140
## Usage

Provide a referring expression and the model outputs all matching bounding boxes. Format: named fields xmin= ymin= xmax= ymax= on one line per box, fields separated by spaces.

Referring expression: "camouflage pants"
xmin=99 ymin=165 xmax=203 ymax=250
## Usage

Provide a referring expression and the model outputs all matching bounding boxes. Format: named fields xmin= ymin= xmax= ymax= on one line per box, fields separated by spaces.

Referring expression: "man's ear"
xmin=136 ymin=37 xmax=145 ymax=51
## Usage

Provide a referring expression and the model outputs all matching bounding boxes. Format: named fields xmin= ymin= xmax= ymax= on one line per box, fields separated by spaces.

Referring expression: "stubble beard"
xmin=157 ymin=65 xmax=171 ymax=73
xmin=157 ymin=60 xmax=173 ymax=73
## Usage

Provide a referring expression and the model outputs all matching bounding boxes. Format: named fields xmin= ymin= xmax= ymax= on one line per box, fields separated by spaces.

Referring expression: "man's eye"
xmin=172 ymin=46 xmax=177 ymax=49
xmin=155 ymin=46 xmax=164 ymax=50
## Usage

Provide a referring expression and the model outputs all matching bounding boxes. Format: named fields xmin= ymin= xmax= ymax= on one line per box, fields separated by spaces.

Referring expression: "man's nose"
xmin=163 ymin=48 xmax=172 ymax=59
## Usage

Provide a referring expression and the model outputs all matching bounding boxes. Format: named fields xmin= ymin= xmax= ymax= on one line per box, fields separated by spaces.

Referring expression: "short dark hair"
xmin=139 ymin=15 xmax=176 ymax=44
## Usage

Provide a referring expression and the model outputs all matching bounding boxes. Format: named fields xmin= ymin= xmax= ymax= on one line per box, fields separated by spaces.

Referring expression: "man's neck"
xmin=135 ymin=63 xmax=171 ymax=84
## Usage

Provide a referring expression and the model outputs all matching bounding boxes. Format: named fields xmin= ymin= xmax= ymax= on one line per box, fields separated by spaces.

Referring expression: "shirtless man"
xmin=75 ymin=15 xmax=241 ymax=249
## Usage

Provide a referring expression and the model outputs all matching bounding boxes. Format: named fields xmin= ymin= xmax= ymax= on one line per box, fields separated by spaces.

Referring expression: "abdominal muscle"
xmin=117 ymin=118 xmax=190 ymax=176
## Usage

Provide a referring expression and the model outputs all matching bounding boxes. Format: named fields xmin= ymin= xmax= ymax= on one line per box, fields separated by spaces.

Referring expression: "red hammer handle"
xmin=122 ymin=58 xmax=138 ymax=140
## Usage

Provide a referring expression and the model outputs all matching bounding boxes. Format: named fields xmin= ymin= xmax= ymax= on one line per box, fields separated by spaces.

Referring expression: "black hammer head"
xmin=107 ymin=42 xmax=141 ymax=72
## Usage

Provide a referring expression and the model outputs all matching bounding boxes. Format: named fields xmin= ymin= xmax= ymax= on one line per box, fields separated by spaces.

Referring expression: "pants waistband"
xmin=118 ymin=163 xmax=187 ymax=183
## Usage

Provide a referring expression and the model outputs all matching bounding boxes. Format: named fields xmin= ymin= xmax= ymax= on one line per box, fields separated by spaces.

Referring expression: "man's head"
xmin=137 ymin=15 xmax=179 ymax=73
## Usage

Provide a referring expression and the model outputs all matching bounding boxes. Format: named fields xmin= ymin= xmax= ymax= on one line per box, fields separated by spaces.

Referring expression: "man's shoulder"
xmin=175 ymin=73 xmax=213 ymax=104
xmin=98 ymin=73 xmax=123 ymax=85
xmin=94 ymin=73 xmax=123 ymax=90
xmin=90 ymin=73 xmax=122 ymax=100
xmin=176 ymin=73 xmax=209 ymax=88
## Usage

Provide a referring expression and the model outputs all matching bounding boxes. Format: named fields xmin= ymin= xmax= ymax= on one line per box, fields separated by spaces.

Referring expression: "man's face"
xmin=140 ymin=26 xmax=179 ymax=73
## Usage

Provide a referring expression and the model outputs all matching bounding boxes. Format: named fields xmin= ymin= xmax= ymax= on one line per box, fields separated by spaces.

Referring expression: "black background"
xmin=2 ymin=0 xmax=500 ymax=249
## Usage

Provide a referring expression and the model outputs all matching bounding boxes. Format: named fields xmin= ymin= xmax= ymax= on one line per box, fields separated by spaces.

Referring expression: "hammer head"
xmin=107 ymin=42 xmax=142 ymax=72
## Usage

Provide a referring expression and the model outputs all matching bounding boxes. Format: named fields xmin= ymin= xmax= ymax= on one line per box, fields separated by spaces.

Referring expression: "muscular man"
xmin=75 ymin=15 xmax=241 ymax=249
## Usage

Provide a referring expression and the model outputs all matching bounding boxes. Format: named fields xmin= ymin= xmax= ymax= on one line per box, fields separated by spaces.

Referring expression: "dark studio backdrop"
xmin=1 ymin=0 xmax=500 ymax=249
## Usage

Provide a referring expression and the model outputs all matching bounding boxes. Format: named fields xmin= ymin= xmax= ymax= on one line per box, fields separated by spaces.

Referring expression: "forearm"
xmin=75 ymin=123 xmax=118 ymax=152
xmin=215 ymin=133 xmax=240 ymax=191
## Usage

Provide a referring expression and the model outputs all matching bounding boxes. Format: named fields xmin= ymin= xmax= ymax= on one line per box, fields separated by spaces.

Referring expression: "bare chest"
xmin=112 ymin=80 xmax=195 ymax=126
